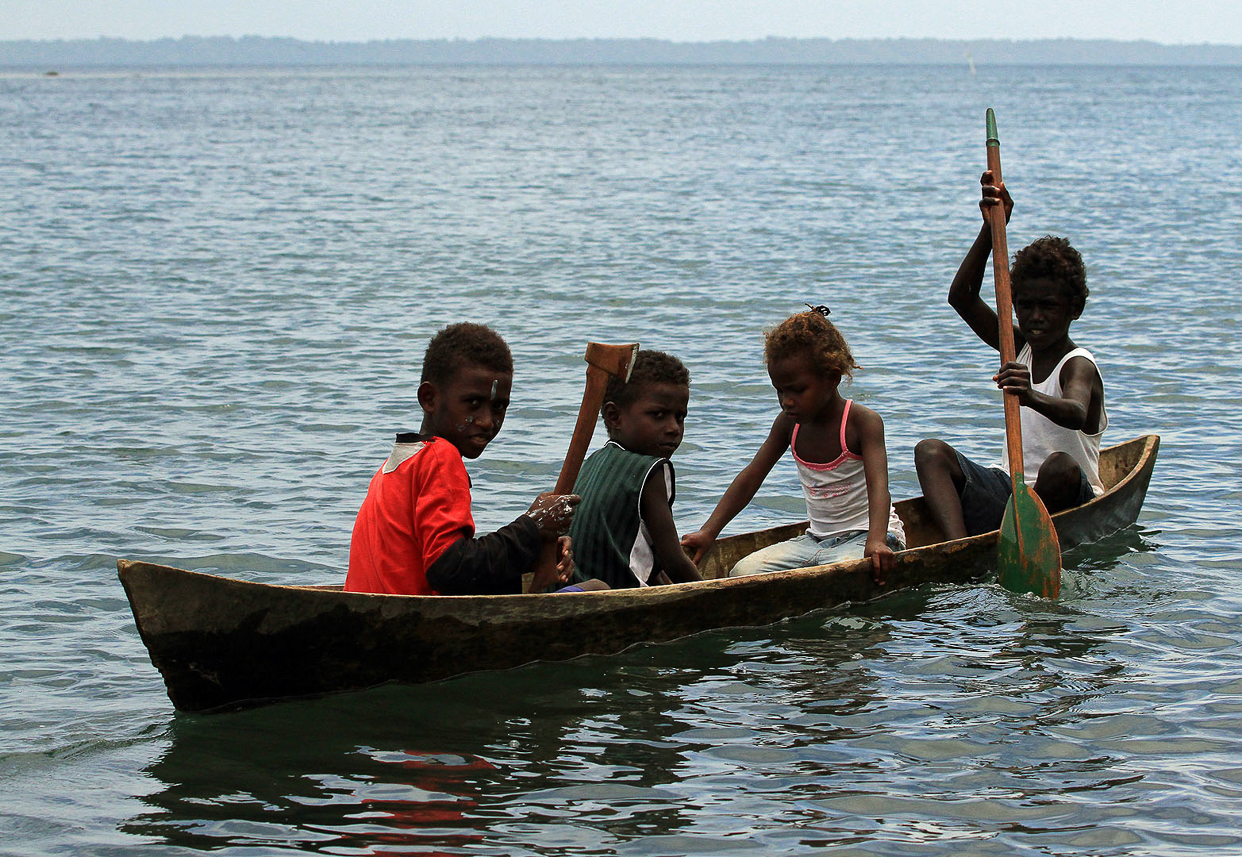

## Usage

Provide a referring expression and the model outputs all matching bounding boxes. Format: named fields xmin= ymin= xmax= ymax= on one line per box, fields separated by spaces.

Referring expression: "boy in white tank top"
xmin=914 ymin=172 xmax=1107 ymax=539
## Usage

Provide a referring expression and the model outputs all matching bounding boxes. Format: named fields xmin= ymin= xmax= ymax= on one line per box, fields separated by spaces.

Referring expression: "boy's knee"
xmin=1035 ymin=452 xmax=1082 ymax=508
xmin=915 ymin=438 xmax=953 ymax=472
xmin=1038 ymin=452 xmax=1079 ymax=485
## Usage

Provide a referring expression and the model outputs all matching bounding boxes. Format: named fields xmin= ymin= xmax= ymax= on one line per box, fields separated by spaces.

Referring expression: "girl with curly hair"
xmin=682 ymin=306 xmax=904 ymax=582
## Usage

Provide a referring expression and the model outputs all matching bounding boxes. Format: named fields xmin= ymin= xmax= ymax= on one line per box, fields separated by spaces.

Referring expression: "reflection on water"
xmin=124 ymin=617 xmax=885 ymax=851
xmin=127 ymin=702 xmax=500 ymax=852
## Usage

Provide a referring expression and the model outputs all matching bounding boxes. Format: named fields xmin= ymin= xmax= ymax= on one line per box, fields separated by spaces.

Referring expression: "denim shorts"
xmin=955 ymin=451 xmax=1093 ymax=536
xmin=729 ymin=529 xmax=905 ymax=578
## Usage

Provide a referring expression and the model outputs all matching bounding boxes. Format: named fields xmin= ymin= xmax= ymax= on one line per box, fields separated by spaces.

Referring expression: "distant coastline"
xmin=3 ymin=35 xmax=1241 ymax=68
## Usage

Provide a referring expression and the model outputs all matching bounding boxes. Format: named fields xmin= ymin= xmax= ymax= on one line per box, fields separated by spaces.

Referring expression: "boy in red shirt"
xmin=345 ymin=323 xmax=578 ymax=595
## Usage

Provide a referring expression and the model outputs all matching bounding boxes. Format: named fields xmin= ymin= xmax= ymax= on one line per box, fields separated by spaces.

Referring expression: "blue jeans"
xmin=728 ymin=529 xmax=904 ymax=578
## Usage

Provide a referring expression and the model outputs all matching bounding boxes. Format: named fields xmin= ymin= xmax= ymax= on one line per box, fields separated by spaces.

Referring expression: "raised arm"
xmin=680 ymin=412 xmax=794 ymax=564
xmin=949 ymin=171 xmax=1021 ymax=353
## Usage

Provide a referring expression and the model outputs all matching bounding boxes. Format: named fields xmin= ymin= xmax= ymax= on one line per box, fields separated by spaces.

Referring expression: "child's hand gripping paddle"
xmin=526 ymin=341 xmax=640 ymax=593
xmin=985 ymin=108 xmax=1062 ymax=598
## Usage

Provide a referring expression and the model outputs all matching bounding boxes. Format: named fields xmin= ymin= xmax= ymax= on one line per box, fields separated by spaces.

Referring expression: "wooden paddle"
xmin=525 ymin=341 xmax=640 ymax=592
xmin=985 ymin=108 xmax=1062 ymax=598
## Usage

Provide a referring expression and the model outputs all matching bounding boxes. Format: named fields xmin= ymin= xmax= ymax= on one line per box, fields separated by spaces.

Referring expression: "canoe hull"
xmin=119 ymin=435 xmax=1158 ymax=712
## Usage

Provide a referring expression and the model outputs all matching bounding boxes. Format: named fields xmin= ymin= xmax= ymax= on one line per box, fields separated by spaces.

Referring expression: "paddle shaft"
xmin=986 ymin=108 xmax=1061 ymax=597
xmin=527 ymin=369 xmax=609 ymax=591
xmin=985 ymin=112 xmax=1024 ymax=478
xmin=528 ymin=342 xmax=639 ymax=592
xmin=553 ymin=365 xmax=612 ymax=494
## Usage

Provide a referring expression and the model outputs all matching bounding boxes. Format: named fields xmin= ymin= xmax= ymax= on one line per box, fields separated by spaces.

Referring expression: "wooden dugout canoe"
xmin=119 ymin=435 xmax=1158 ymax=713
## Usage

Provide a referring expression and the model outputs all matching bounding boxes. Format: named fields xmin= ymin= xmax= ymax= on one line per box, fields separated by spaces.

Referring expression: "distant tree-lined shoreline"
xmin=3 ymin=35 xmax=1241 ymax=68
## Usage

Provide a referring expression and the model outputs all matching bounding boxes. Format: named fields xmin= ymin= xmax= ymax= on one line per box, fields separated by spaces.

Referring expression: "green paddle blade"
xmin=997 ymin=474 xmax=1062 ymax=598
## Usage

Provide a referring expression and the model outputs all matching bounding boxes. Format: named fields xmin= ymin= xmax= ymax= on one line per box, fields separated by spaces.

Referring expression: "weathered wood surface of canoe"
xmin=119 ymin=435 xmax=1158 ymax=712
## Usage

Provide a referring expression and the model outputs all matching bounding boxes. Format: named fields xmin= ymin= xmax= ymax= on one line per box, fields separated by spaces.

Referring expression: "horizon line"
xmin=5 ymin=34 xmax=1241 ymax=48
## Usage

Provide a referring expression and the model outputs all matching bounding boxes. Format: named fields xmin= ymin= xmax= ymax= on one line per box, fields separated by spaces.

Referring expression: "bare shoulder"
xmin=639 ymin=465 xmax=674 ymax=514
xmin=758 ymin=410 xmax=796 ymax=451
xmin=846 ymin=401 xmax=887 ymax=450
xmin=771 ymin=410 xmax=796 ymax=439
xmin=1061 ymin=354 xmax=1104 ymax=389
xmin=848 ymin=401 xmax=885 ymax=430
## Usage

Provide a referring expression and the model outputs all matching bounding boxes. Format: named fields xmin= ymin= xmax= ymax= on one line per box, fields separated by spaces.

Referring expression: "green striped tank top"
xmin=569 ymin=441 xmax=674 ymax=589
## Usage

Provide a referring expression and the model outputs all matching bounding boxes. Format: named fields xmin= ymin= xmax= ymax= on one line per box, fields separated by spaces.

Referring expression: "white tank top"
xmin=1002 ymin=345 xmax=1107 ymax=496
xmin=792 ymin=401 xmax=905 ymax=542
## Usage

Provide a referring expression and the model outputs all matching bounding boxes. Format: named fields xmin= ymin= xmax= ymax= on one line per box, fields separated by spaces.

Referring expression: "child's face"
xmin=1013 ymin=277 xmax=1080 ymax=352
xmin=604 ymin=382 xmax=689 ymax=459
xmin=418 ymin=363 xmax=513 ymax=459
xmin=767 ymin=354 xmax=840 ymax=423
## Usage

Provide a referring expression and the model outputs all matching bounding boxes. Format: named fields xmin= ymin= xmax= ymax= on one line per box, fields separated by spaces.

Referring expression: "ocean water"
xmin=1 ymin=63 xmax=1240 ymax=855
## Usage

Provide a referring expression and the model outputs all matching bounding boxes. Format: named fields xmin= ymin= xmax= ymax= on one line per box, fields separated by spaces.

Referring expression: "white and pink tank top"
xmin=792 ymin=400 xmax=905 ymax=543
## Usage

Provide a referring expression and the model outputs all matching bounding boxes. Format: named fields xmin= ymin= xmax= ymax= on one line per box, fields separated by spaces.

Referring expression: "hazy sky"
xmin=7 ymin=1 xmax=1242 ymax=44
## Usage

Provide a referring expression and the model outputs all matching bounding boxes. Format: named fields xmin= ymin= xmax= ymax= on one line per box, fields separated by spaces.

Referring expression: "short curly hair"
xmin=1011 ymin=235 xmax=1089 ymax=310
xmin=764 ymin=309 xmax=859 ymax=379
xmin=603 ymin=349 xmax=690 ymax=413
xmin=420 ymin=323 xmax=513 ymax=386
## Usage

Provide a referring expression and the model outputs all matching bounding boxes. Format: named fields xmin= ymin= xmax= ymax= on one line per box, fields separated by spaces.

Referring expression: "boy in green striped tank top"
xmin=567 ymin=350 xmax=704 ymax=589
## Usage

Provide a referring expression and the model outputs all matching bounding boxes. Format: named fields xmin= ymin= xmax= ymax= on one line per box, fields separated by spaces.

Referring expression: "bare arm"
xmin=680 ymin=412 xmax=793 ymax=564
xmin=996 ymin=356 xmax=1102 ymax=431
xmin=949 ymin=172 xmax=1022 ymax=353
xmin=640 ymin=470 xmax=702 ymax=583
xmin=852 ymin=406 xmax=896 ymax=583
